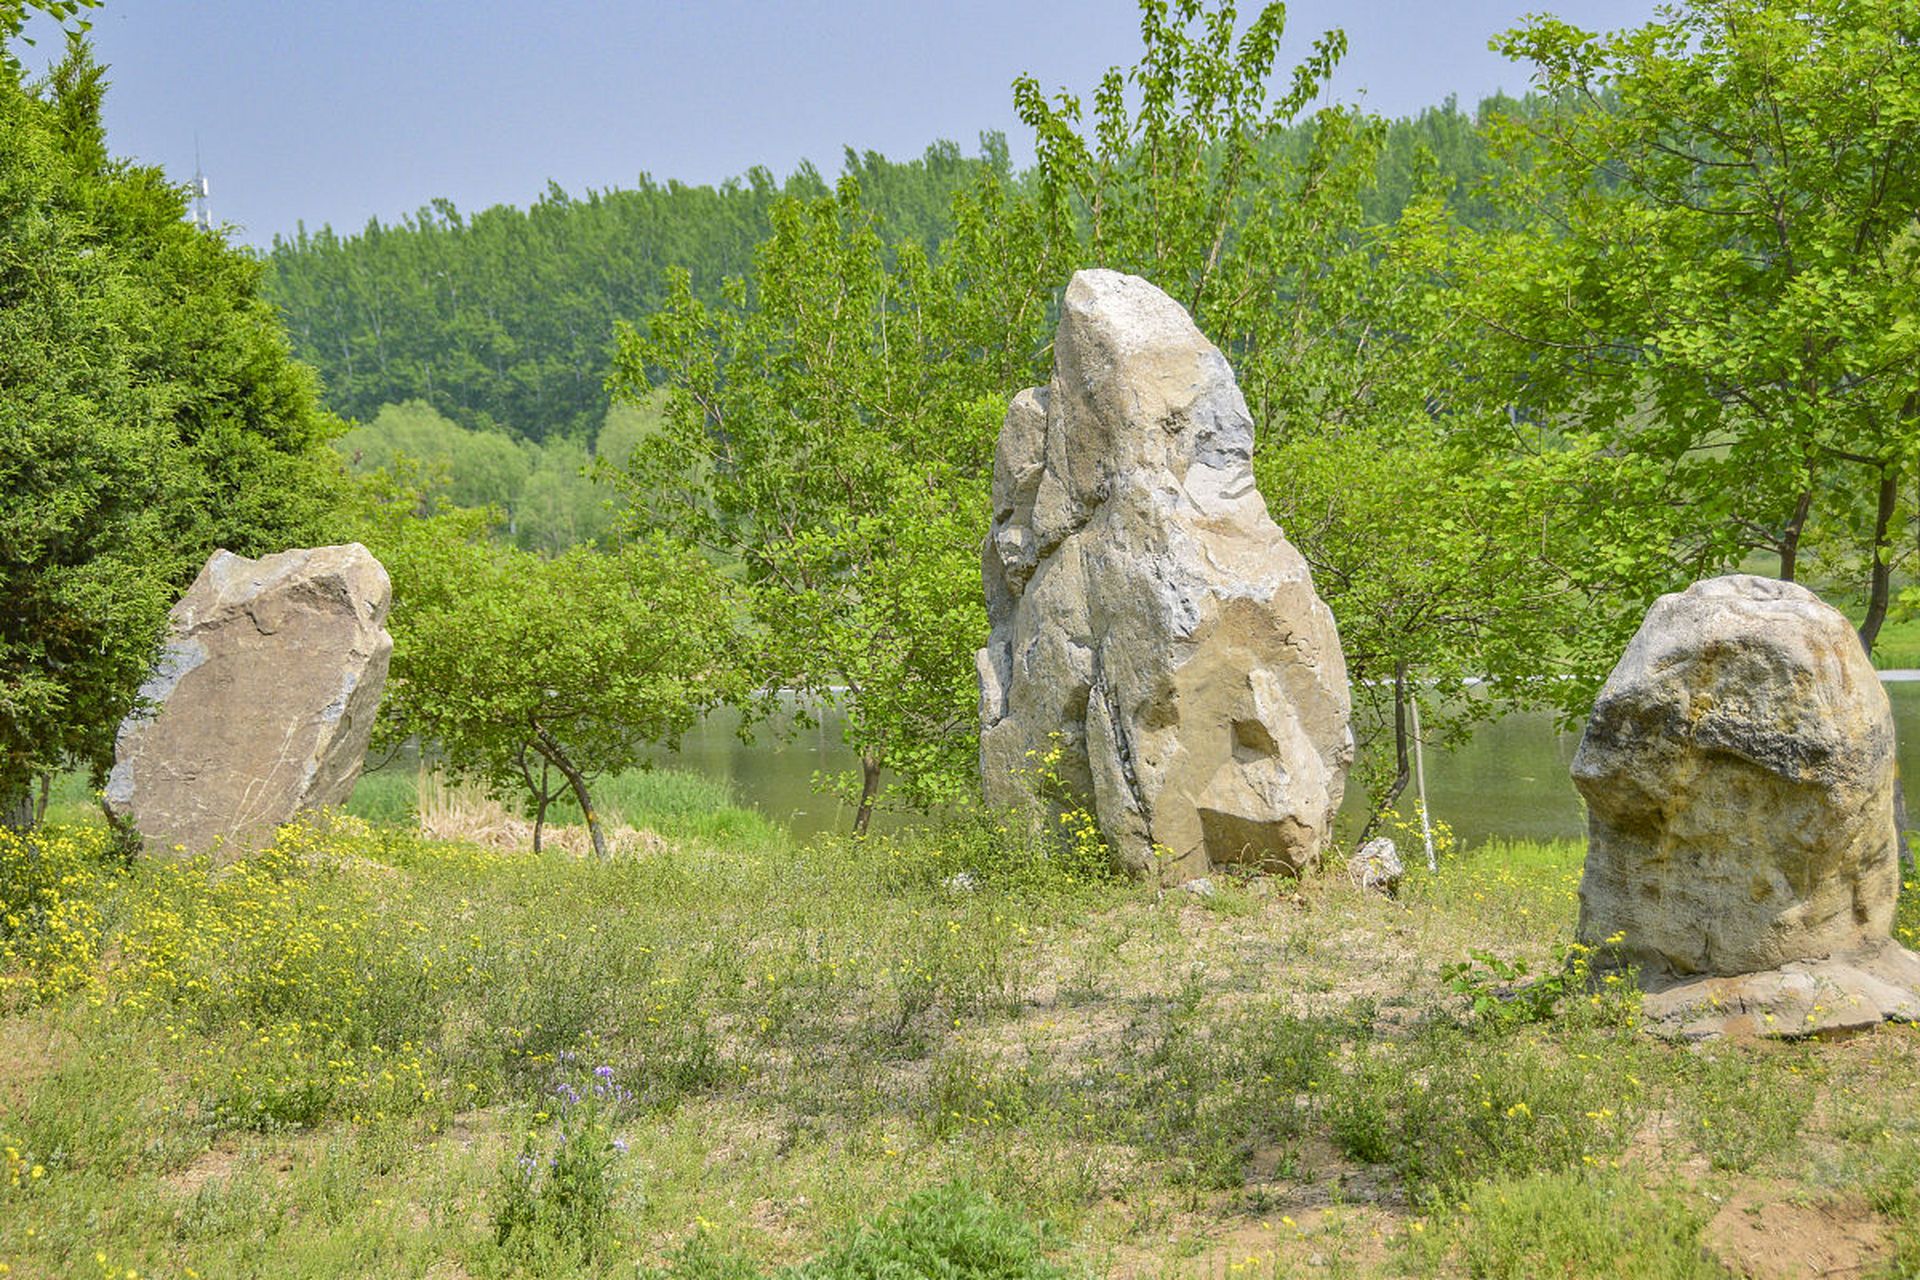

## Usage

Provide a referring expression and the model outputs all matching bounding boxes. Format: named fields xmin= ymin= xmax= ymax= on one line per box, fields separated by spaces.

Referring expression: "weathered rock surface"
xmin=106 ymin=544 xmax=393 ymax=855
xmin=1572 ymin=573 xmax=1917 ymax=1038
xmin=976 ymin=269 xmax=1352 ymax=882
xmin=1353 ymin=837 xmax=1404 ymax=897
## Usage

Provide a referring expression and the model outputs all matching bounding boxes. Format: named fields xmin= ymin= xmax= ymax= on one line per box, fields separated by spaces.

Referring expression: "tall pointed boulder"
xmin=976 ymin=270 xmax=1351 ymax=882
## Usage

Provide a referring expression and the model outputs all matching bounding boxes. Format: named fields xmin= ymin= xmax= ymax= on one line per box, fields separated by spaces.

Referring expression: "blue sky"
xmin=20 ymin=1 xmax=1663 ymax=248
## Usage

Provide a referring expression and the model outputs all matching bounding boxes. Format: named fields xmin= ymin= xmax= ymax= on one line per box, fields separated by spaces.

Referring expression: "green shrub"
xmin=1322 ymin=1027 xmax=1646 ymax=1199
xmin=490 ymin=1057 xmax=637 ymax=1269
xmin=1405 ymin=1169 xmax=1723 ymax=1278
xmin=789 ymin=1182 xmax=1072 ymax=1280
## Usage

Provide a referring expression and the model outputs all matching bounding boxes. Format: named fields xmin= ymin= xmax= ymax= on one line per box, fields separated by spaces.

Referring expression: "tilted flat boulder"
xmin=976 ymin=269 xmax=1352 ymax=882
xmin=1572 ymin=574 xmax=1920 ymax=1037
xmin=106 ymin=544 xmax=393 ymax=855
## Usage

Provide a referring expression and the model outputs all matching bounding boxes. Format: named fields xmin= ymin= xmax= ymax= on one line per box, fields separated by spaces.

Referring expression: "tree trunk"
xmin=852 ymin=754 xmax=882 ymax=838
xmin=1858 ymin=462 xmax=1899 ymax=653
xmin=1778 ymin=486 xmax=1814 ymax=582
xmin=1357 ymin=661 xmax=1412 ymax=846
xmin=531 ymin=720 xmax=607 ymax=859
xmin=1853 ymin=471 xmax=1912 ymax=872
xmin=1 ymin=785 xmax=33 ymax=834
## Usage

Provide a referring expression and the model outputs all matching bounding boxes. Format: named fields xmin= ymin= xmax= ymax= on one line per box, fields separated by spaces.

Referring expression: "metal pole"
xmin=1410 ymin=691 xmax=1436 ymax=871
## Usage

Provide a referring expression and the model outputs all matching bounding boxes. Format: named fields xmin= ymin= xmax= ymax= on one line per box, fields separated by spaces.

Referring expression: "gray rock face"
xmin=976 ymin=269 xmax=1352 ymax=882
xmin=1572 ymin=573 xmax=1918 ymax=1037
xmin=1354 ymin=837 xmax=1404 ymax=897
xmin=106 ymin=544 xmax=393 ymax=856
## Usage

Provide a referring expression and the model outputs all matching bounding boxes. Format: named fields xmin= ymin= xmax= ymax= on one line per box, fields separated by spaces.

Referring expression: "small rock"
xmin=1353 ymin=837 xmax=1403 ymax=896
xmin=1182 ymin=876 xmax=1217 ymax=899
xmin=942 ymin=871 xmax=979 ymax=894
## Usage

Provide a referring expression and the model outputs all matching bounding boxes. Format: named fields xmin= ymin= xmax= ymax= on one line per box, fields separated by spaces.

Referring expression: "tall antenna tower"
xmin=189 ymin=135 xmax=211 ymax=231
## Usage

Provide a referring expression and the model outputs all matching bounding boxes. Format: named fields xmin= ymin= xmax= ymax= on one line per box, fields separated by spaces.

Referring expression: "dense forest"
xmin=262 ymin=100 xmax=1516 ymax=448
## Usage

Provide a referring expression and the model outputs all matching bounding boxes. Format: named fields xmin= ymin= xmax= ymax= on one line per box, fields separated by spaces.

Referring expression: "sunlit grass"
xmin=2 ymin=810 xmax=1916 ymax=1278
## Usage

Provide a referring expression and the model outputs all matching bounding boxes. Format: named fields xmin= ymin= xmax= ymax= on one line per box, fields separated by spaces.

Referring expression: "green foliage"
xmin=337 ymin=400 xmax=531 ymax=511
xmin=1405 ymin=1170 xmax=1724 ymax=1279
xmin=491 ymin=1059 xmax=635 ymax=1268
xmin=612 ymin=181 xmax=1008 ymax=831
xmin=787 ymin=1183 xmax=1070 ymax=1280
xmin=1481 ymin=0 xmax=1920 ymax=653
xmin=1440 ymin=938 xmax=1642 ymax=1033
xmin=367 ymin=499 xmax=741 ymax=856
xmin=594 ymin=391 xmax=670 ymax=473
xmin=637 ymin=1184 xmax=1073 ymax=1280
xmin=336 ymin=400 xmax=628 ymax=554
xmin=391 ymin=529 xmax=741 ymax=859
xmin=264 ymin=142 xmax=1009 ymax=442
xmin=1674 ymin=1047 xmax=1820 ymax=1173
xmin=0 ymin=36 xmax=342 ymax=820
xmin=0 ymin=0 xmax=96 ymax=75
xmin=1321 ymin=1027 xmax=1648 ymax=1199
xmin=1013 ymin=0 xmax=1351 ymax=331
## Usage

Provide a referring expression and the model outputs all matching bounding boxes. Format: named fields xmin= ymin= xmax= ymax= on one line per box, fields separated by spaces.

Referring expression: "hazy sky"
xmin=19 ymin=1 xmax=1664 ymax=248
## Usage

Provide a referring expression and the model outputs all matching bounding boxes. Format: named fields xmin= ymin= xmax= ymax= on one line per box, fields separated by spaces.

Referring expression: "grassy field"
xmin=2 ymin=779 xmax=1918 ymax=1279
xmin=1875 ymin=616 xmax=1920 ymax=670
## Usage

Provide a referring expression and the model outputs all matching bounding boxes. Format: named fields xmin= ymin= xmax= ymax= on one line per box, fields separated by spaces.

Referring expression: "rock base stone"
xmin=1641 ymin=940 xmax=1920 ymax=1040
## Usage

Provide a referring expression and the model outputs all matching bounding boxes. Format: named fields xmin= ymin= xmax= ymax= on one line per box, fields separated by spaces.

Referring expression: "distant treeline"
xmin=262 ymin=98 xmax=1520 ymax=445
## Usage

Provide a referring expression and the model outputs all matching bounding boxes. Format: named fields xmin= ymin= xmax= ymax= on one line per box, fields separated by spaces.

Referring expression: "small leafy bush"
xmin=1440 ymin=935 xmax=1640 ymax=1033
xmin=789 ymin=1182 xmax=1071 ymax=1280
xmin=491 ymin=1057 xmax=637 ymax=1267
xmin=1404 ymin=1169 xmax=1722 ymax=1279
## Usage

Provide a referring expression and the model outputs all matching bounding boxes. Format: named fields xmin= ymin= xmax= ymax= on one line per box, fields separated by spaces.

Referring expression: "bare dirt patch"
xmin=1706 ymin=1187 xmax=1889 ymax=1279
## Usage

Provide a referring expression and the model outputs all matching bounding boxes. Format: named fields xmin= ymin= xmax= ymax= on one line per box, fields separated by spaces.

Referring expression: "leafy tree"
xmin=1 ymin=35 xmax=340 ymax=829
xmin=1010 ymin=0 xmax=1351 ymax=352
xmin=592 ymin=393 xmax=669 ymax=474
xmin=514 ymin=436 xmax=616 ymax=555
xmin=337 ymin=400 xmax=533 ymax=513
xmin=611 ymin=183 xmax=1007 ymax=834
xmin=366 ymin=498 xmax=739 ymax=857
xmin=1483 ymin=0 xmax=1920 ymax=653
xmin=1251 ymin=191 xmax=1592 ymax=824
xmin=264 ymin=142 xmax=1010 ymax=443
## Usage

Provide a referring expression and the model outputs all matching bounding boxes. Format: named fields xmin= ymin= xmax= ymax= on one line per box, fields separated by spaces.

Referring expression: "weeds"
xmin=1322 ymin=1027 xmax=1648 ymax=1199
xmin=1439 ymin=934 xmax=1641 ymax=1033
xmin=2 ymin=812 xmax=1915 ymax=1277
xmin=1404 ymin=1169 xmax=1724 ymax=1278
xmin=491 ymin=1057 xmax=637 ymax=1268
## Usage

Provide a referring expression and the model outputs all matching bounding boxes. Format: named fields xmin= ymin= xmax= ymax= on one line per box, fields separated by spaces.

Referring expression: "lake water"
xmin=648 ymin=680 xmax=1920 ymax=848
